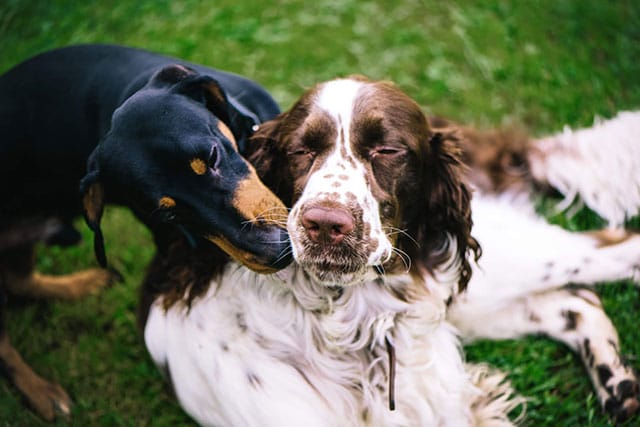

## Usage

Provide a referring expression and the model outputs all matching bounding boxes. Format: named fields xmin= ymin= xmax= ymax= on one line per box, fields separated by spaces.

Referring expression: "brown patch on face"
xmin=218 ymin=120 xmax=238 ymax=151
xmin=233 ymin=167 xmax=288 ymax=225
xmin=158 ymin=196 xmax=176 ymax=208
xmin=190 ymin=158 xmax=207 ymax=175
xmin=206 ymin=235 xmax=278 ymax=274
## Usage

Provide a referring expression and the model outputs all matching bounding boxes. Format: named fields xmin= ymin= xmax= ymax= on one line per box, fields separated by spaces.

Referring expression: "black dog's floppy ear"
xmin=151 ymin=65 xmax=250 ymax=147
xmin=149 ymin=63 xmax=196 ymax=87
xmin=172 ymin=74 xmax=233 ymax=130
xmin=80 ymin=154 xmax=107 ymax=268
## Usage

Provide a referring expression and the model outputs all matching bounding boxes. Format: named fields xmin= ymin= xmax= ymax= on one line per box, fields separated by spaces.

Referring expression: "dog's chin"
xmin=299 ymin=260 xmax=376 ymax=287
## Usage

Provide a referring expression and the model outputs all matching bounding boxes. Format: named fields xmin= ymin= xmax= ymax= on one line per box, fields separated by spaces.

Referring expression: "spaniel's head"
xmin=248 ymin=77 xmax=478 ymax=290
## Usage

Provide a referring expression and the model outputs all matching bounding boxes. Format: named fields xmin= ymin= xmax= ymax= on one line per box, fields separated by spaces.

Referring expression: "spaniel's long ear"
xmin=417 ymin=126 xmax=480 ymax=293
xmin=245 ymin=116 xmax=294 ymax=205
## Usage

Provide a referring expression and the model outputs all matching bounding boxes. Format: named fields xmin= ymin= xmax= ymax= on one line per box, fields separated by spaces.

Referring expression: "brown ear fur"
xmin=245 ymin=116 xmax=295 ymax=205
xmin=408 ymin=125 xmax=480 ymax=293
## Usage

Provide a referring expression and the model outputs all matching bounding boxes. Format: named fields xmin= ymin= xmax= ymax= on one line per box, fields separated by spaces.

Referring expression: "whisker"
xmin=391 ymin=247 xmax=412 ymax=273
xmin=273 ymin=247 xmax=294 ymax=265
xmin=384 ymin=226 xmax=418 ymax=248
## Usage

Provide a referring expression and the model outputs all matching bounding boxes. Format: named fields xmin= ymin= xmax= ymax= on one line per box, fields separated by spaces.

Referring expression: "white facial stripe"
xmin=290 ymin=79 xmax=393 ymax=267
xmin=316 ymin=79 xmax=363 ymax=134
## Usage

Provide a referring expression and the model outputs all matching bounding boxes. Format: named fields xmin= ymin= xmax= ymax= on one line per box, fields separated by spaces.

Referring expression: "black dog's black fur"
xmin=0 ymin=44 xmax=290 ymax=420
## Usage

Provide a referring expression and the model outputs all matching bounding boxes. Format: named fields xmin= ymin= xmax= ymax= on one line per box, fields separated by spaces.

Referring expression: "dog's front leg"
xmin=449 ymin=288 xmax=640 ymax=422
xmin=0 ymin=294 xmax=72 ymax=420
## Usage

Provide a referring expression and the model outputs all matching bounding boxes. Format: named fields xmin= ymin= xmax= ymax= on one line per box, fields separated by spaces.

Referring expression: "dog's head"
xmin=247 ymin=77 xmax=478 ymax=290
xmin=81 ymin=64 xmax=290 ymax=273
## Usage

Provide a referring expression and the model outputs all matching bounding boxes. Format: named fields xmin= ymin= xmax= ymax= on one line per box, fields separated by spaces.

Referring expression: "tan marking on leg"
xmin=159 ymin=196 xmax=176 ymax=208
xmin=0 ymin=333 xmax=71 ymax=420
xmin=4 ymin=268 xmax=116 ymax=300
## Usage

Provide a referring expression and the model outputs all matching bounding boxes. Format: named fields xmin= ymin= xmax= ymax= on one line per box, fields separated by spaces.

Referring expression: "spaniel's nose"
xmin=301 ymin=207 xmax=355 ymax=244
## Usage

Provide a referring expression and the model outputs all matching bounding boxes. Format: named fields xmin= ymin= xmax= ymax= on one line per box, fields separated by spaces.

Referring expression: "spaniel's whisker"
xmin=392 ymin=247 xmax=412 ymax=273
xmin=384 ymin=226 xmax=418 ymax=247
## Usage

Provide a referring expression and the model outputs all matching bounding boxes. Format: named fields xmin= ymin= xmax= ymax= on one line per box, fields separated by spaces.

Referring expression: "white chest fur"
xmin=144 ymin=263 xmax=479 ymax=427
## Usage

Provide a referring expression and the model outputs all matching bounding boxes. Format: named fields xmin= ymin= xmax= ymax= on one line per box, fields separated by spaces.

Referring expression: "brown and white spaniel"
xmin=142 ymin=76 xmax=523 ymax=426
xmin=142 ymin=77 xmax=640 ymax=425
xmin=437 ymin=113 xmax=640 ymax=421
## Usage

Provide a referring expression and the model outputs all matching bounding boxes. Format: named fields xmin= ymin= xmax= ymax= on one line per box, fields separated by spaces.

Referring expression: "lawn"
xmin=1 ymin=0 xmax=639 ymax=425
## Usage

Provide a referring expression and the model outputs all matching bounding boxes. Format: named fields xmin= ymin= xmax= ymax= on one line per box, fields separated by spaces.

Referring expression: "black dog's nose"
xmin=301 ymin=207 xmax=355 ymax=245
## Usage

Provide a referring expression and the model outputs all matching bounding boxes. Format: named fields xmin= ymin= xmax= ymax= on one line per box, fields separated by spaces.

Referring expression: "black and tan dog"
xmin=0 ymin=44 xmax=290 ymax=420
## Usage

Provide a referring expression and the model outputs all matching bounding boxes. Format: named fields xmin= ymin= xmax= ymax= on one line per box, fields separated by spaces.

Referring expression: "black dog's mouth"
xmin=205 ymin=225 xmax=291 ymax=273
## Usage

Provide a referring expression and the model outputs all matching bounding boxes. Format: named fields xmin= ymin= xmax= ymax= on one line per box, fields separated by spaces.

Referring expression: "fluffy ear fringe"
xmin=419 ymin=129 xmax=480 ymax=293
xmin=245 ymin=116 xmax=295 ymax=205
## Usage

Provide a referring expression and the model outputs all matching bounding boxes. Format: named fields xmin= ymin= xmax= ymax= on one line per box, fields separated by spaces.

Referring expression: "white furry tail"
xmin=530 ymin=111 xmax=640 ymax=227
xmin=468 ymin=363 xmax=526 ymax=427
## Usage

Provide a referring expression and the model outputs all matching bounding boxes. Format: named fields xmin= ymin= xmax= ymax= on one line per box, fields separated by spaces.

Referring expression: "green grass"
xmin=1 ymin=0 xmax=639 ymax=425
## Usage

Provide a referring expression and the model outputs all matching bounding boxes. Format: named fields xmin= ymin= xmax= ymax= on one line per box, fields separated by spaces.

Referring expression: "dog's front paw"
xmin=601 ymin=373 xmax=640 ymax=422
xmin=18 ymin=375 xmax=72 ymax=421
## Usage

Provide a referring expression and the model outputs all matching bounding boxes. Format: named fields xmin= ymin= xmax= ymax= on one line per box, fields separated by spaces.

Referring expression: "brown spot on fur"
xmin=190 ymin=158 xmax=207 ymax=175
xmin=529 ymin=311 xmax=541 ymax=323
xmin=562 ymin=310 xmax=581 ymax=331
xmin=338 ymin=174 xmax=349 ymax=180
xmin=158 ymin=196 xmax=176 ymax=208
xmin=586 ymin=229 xmax=633 ymax=248
xmin=247 ymin=372 xmax=262 ymax=388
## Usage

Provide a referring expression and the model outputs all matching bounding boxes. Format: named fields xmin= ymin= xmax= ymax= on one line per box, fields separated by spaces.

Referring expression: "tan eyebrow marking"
xmin=159 ymin=196 xmax=176 ymax=208
xmin=190 ymin=158 xmax=207 ymax=175
xmin=218 ymin=120 xmax=238 ymax=151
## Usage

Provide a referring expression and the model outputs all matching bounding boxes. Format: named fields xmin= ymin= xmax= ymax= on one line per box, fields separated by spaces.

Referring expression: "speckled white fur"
xmin=146 ymin=262 xmax=521 ymax=427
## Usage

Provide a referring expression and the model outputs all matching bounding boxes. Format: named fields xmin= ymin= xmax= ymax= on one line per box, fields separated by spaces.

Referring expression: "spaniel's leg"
xmin=449 ymin=288 xmax=639 ymax=422
xmin=2 ymin=244 xmax=118 ymax=300
xmin=470 ymin=197 xmax=640 ymax=302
